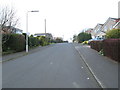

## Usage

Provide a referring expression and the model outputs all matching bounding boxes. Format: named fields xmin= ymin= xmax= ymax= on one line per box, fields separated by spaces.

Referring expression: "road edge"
xmin=1 ymin=44 xmax=56 ymax=63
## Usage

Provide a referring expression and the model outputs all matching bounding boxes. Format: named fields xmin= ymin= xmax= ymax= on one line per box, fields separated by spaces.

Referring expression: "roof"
xmin=34 ymin=33 xmax=52 ymax=35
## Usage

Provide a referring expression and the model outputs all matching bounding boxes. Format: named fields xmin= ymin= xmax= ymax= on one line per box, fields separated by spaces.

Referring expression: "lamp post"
xmin=26 ymin=10 xmax=39 ymax=53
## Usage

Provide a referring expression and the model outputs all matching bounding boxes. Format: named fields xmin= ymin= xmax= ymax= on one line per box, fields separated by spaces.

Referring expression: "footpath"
xmin=74 ymin=43 xmax=118 ymax=88
xmin=2 ymin=44 xmax=55 ymax=63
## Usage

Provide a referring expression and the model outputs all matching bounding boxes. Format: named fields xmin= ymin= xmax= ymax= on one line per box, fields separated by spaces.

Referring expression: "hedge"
xmin=2 ymin=34 xmax=25 ymax=52
xmin=90 ymin=40 xmax=103 ymax=52
xmin=8 ymin=34 xmax=26 ymax=52
xmin=38 ymin=36 xmax=49 ymax=46
xmin=28 ymin=37 xmax=39 ymax=47
xmin=103 ymin=39 xmax=120 ymax=62
xmin=90 ymin=39 xmax=120 ymax=62
xmin=2 ymin=34 xmax=11 ymax=51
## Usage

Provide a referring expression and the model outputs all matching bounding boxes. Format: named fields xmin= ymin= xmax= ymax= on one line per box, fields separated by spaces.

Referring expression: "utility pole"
xmin=45 ymin=19 xmax=46 ymax=36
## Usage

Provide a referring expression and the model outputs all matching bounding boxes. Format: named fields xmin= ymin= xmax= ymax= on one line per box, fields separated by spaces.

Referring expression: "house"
xmin=34 ymin=33 xmax=53 ymax=40
xmin=91 ymin=17 xmax=120 ymax=39
xmin=12 ymin=27 xmax=23 ymax=34
xmin=101 ymin=17 xmax=120 ymax=32
xmin=112 ymin=19 xmax=120 ymax=29
xmin=1 ymin=26 xmax=23 ymax=34
xmin=91 ymin=24 xmax=103 ymax=39
xmin=84 ymin=28 xmax=93 ymax=34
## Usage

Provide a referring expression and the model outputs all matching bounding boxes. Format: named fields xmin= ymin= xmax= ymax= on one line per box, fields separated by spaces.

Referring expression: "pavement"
xmin=74 ymin=43 xmax=118 ymax=88
xmin=2 ymin=43 xmax=119 ymax=88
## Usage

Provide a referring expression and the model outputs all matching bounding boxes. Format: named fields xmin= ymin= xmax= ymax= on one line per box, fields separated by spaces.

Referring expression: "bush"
xmin=38 ymin=36 xmax=49 ymax=46
xmin=103 ymin=39 xmax=120 ymax=62
xmin=90 ymin=41 xmax=103 ymax=52
xmin=90 ymin=39 xmax=120 ymax=62
xmin=29 ymin=37 xmax=39 ymax=47
xmin=106 ymin=29 xmax=120 ymax=38
xmin=2 ymin=34 xmax=11 ymax=51
xmin=7 ymin=34 xmax=25 ymax=52
xmin=2 ymin=34 xmax=25 ymax=51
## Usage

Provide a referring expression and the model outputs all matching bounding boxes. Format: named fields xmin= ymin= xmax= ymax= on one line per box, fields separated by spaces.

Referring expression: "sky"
xmin=0 ymin=0 xmax=119 ymax=42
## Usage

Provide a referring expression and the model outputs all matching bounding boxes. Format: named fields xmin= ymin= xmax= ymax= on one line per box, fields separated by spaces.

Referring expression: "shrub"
xmin=29 ymin=37 xmax=39 ymax=47
xmin=38 ymin=36 xmax=49 ymax=46
xmin=90 ymin=41 xmax=103 ymax=52
xmin=106 ymin=29 xmax=120 ymax=38
xmin=7 ymin=34 xmax=25 ymax=52
xmin=90 ymin=39 xmax=120 ymax=62
xmin=2 ymin=34 xmax=11 ymax=51
xmin=103 ymin=39 xmax=120 ymax=62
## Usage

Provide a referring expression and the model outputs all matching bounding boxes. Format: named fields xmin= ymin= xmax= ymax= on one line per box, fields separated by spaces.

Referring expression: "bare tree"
xmin=0 ymin=6 xmax=19 ymax=44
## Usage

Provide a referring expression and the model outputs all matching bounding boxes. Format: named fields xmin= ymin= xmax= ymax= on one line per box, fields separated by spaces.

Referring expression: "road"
xmin=3 ymin=43 xmax=100 ymax=88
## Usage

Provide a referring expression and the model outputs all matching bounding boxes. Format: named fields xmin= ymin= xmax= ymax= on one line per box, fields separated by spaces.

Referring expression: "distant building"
xmin=34 ymin=33 xmax=53 ymax=40
xmin=84 ymin=28 xmax=93 ymax=34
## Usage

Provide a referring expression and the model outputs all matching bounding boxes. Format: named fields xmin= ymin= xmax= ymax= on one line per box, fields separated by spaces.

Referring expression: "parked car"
xmin=88 ymin=37 xmax=104 ymax=44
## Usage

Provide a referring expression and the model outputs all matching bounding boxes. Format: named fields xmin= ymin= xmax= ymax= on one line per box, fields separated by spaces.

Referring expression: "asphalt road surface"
xmin=3 ymin=43 xmax=100 ymax=88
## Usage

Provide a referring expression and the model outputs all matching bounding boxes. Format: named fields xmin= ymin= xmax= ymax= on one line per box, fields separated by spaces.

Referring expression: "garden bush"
xmin=90 ymin=39 xmax=120 ymax=62
xmin=2 ymin=34 xmax=11 ymax=51
xmin=103 ymin=39 xmax=120 ymax=62
xmin=29 ymin=37 xmax=39 ymax=47
xmin=106 ymin=29 xmax=120 ymax=38
xmin=90 ymin=41 xmax=103 ymax=52
xmin=7 ymin=34 xmax=25 ymax=52
xmin=38 ymin=36 xmax=49 ymax=46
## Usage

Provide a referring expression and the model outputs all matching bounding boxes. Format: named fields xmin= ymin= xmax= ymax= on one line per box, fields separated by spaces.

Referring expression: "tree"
xmin=73 ymin=35 xmax=77 ymax=42
xmin=0 ymin=7 xmax=19 ymax=31
xmin=77 ymin=32 xmax=92 ymax=43
xmin=54 ymin=37 xmax=63 ymax=43
xmin=0 ymin=6 xmax=19 ymax=45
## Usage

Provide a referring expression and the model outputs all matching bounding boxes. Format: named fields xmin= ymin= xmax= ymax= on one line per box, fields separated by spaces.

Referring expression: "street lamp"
xmin=26 ymin=10 xmax=39 ymax=53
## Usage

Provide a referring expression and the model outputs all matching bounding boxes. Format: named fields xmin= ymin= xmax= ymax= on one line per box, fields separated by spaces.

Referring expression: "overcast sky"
xmin=0 ymin=0 xmax=119 ymax=41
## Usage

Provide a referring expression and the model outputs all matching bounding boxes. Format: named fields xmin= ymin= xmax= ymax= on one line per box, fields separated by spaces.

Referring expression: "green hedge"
xmin=2 ymin=34 xmax=10 ymax=51
xmin=28 ymin=37 xmax=39 ymax=47
xmin=38 ymin=36 xmax=49 ymax=46
xmin=2 ymin=34 xmax=50 ymax=53
xmin=103 ymin=39 xmax=120 ymax=62
xmin=8 ymin=34 xmax=26 ymax=52
xmin=2 ymin=34 xmax=25 ymax=52
xmin=90 ymin=39 xmax=120 ymax=62
xmin=90 ymin=41 xmax=103 ymax=52
xmin=106 ymin=29 xmax=120 ymax=38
